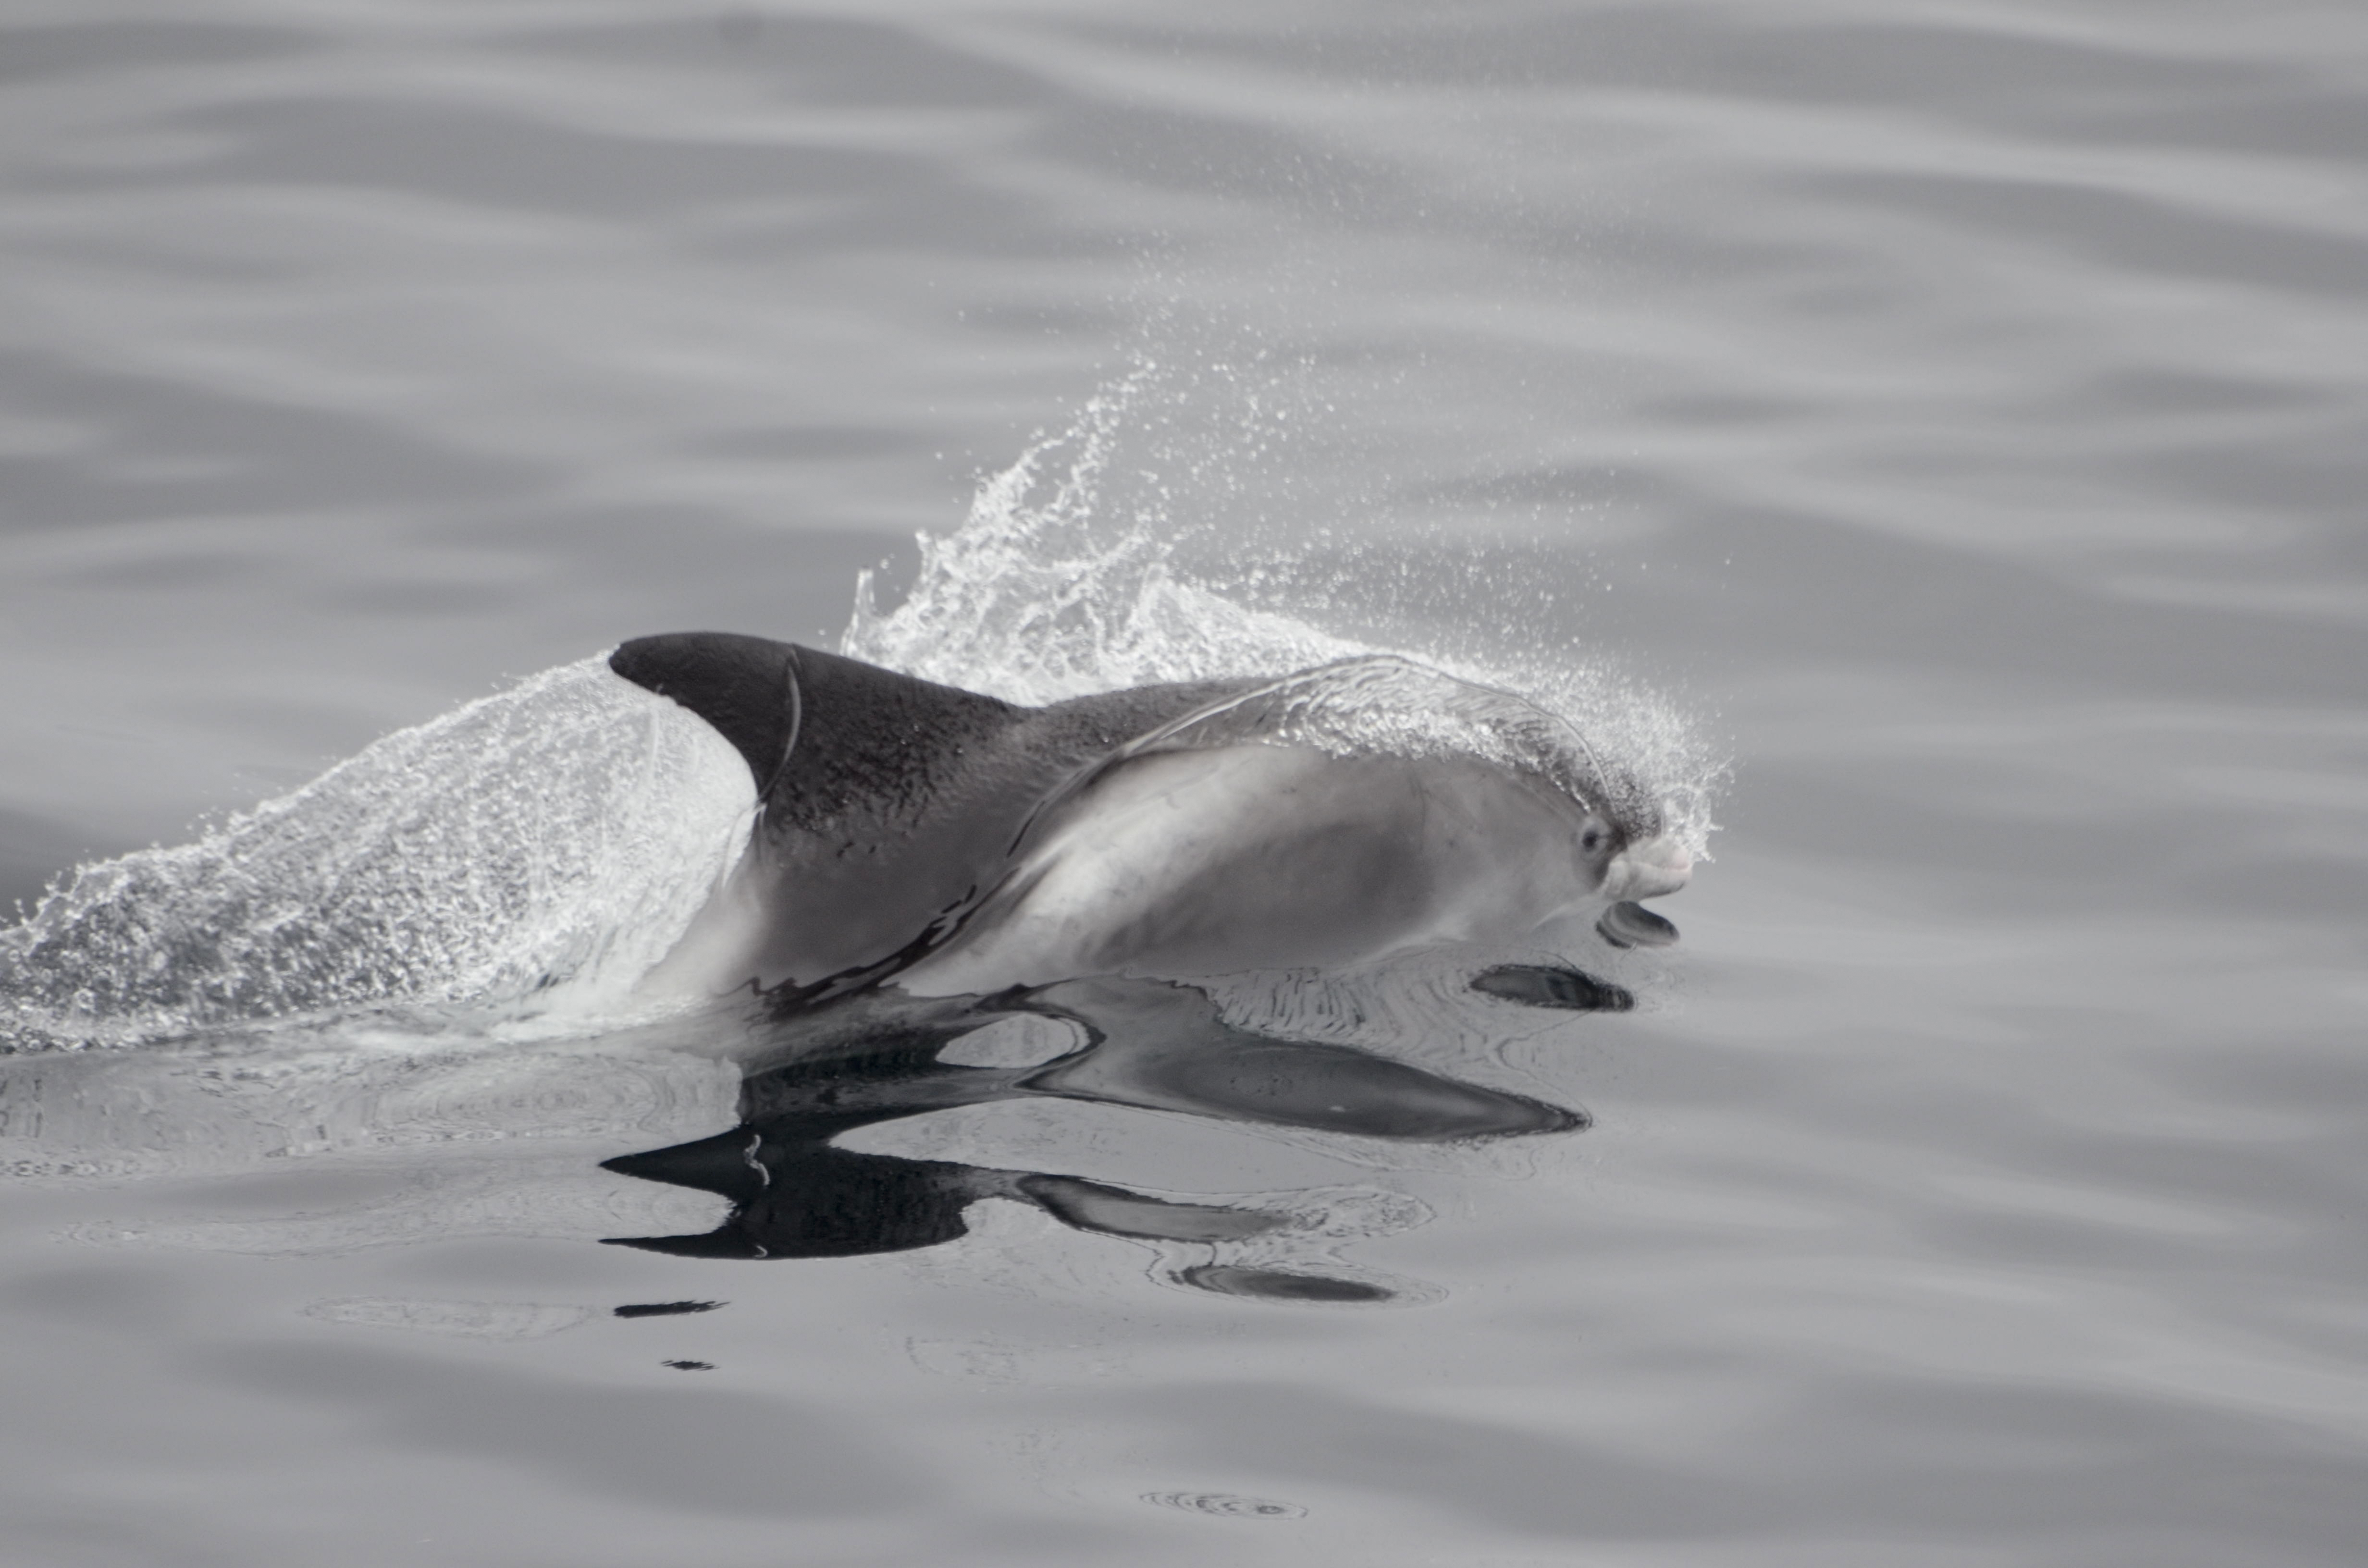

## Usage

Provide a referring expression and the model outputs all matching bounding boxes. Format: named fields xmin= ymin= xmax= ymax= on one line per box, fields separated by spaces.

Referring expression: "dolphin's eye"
xmin=1580 ymin=826 xmax=1605 ymax=853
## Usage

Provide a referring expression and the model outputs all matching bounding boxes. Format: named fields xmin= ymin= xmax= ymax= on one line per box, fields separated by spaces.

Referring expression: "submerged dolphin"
xmin=610 ymin=632 xmax=1690 ymax=1004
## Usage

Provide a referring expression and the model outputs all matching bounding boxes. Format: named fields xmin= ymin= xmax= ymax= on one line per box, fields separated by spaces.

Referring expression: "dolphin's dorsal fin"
xmin=612 ymin=632 xmax=803 ymax=789
xmin=609 ymin=633 xmax=1023 ymax=818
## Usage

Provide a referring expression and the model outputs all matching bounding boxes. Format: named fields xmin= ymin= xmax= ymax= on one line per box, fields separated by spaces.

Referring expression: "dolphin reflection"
xmin=603 ymin=968 xmax=1617 ymax=1298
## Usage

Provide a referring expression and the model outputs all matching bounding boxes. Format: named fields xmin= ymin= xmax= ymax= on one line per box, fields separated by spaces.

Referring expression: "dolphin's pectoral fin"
xmin=1470 ymin=964 xmax=1635 ymax=1012
xmin=1014 ymin=1172 xmax=1286 ymax=1242
xmin=766 ymin=904 xmax=981 ymax=1014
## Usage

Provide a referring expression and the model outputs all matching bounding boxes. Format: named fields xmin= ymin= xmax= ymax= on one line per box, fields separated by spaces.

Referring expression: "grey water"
xmin=4 ymin=2 xmax=2367 ymax=1565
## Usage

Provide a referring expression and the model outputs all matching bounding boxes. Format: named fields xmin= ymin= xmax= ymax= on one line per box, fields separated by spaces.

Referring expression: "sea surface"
xmin=4 ymin=2 xmax=2367 ymax=1565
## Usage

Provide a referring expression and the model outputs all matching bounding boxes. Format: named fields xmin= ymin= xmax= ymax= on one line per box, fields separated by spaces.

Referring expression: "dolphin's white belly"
xmin=898 ymin=744 xmax=1598 ymax=994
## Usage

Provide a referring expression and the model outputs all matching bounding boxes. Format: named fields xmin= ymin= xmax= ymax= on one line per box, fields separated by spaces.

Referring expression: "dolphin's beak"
xmin=1600 ymin=834 xmax=1692 ymax=902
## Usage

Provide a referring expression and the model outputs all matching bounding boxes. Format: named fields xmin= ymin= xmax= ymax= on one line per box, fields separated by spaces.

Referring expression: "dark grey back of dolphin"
xmin=609 ymin=633 xmax=1250 ymax=1000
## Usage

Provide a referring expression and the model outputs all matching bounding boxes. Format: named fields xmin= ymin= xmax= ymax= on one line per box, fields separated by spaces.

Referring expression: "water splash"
xmin=0 ymin=661 xmax=752 ymax=1052
xmin=847 ymin=364 xmax=1364 ymax=702
xmin=1114 ymin=655 xmax=1638 ymax=824
xmin=846 ymin=360 xmax=1723 ymax=848
xmin=2 ymin=359 xmax=1718 ymax=1052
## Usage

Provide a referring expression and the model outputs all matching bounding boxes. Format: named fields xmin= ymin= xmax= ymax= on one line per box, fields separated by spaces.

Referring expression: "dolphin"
xmin=609 ymin=632 xmax=1690 ymax=1005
